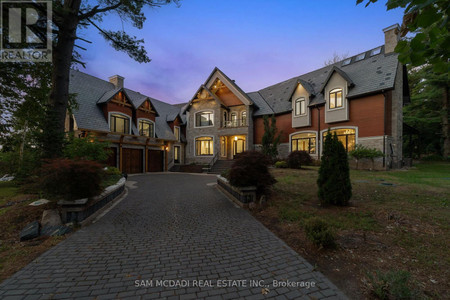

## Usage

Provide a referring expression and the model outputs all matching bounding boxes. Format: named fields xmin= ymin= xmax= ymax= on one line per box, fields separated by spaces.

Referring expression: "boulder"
xmin=20 ymin=221 xmax=40 ymax=241
xmin=40 ymin=225 xmax=72 ymax=237
xmin=41 ymin=209 xmax=62 ymax=227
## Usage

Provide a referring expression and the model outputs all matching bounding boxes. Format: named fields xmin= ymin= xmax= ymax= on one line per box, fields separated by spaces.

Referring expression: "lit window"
xmin=294 ymin=98 xmax=306 ymax=116
xmin=139 ymin=120 xmax=154 ymax=137
xmin=370 ymin=47 xmax=382 ymax=56
xmin=195 ymin=137 xmax=213 ymax=156
xmin=355 ymin=53 xmax=365 ymax=61
xmin=291 ymin=132 xmax=316 ymax=154
xmin=241 ymin=111 xmax=247 ymax=126
xmin=230 ymin=112 xmax=238 ymax=127
xmin=174 ymin=146 xmax=180 ymax=163
xmin=174 ymin=126 xmax=180 ymax=141
xmin=323 ymin=128 xmax=356 ymax=152
xmin=329 ymin=88 xmax=343 ymax=109
xmin=342 ymin=58 xmax=351 ymax=66
xmin=195 ymin=111 xmax=213 ymax=127
xmin=110 ymin=114 xmax=130 ymax=134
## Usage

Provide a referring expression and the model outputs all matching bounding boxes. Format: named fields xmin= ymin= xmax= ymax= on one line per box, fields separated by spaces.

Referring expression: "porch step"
xmin=208 ymin=160 xmax=234 ymax=175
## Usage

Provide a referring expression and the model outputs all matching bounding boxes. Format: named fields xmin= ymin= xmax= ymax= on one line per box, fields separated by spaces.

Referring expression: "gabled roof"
xmin=246 ymin=45 xmax=399 ymax=113
xmin=69 ymin=70 xmax=181 ymax=141
xmin=318 ymin=66 xmax=354 ymax=94
xmin=185 ymin=67 xmax=254 ymax=111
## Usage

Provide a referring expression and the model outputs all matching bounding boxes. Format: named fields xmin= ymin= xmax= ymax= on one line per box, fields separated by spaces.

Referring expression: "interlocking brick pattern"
xmin=0 ymin=173 xmax=347 ymax=299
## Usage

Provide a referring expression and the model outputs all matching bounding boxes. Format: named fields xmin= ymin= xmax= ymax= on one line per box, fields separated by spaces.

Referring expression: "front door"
xmin=233 ymin=139 xmax=245 ymax=158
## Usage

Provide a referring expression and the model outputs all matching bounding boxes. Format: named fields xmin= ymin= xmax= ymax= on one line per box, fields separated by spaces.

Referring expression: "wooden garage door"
xmin=122 ymin=148 xmax=143 ymax=174
xmin=148 ymin=150 xmax=164 ymax=172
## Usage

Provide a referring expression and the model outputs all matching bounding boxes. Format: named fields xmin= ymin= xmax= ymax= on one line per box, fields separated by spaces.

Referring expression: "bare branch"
xmin=79 ymin=2 xmax=123 ymax=20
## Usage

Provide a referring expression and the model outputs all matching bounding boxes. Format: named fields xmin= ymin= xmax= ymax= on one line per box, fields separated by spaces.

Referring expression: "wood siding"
xmin=122 ymin=148 xmax=143 ymax=174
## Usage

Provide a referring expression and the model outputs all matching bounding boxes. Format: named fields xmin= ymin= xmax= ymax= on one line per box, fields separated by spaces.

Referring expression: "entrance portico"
xmin=219 ymin=135 xmax=246 ymax=160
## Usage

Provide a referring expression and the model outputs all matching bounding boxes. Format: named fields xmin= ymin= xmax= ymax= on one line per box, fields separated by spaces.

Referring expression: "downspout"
xmin=382 ymin=90 xmax=386 ymax=168
xmin=317 ymin=105 xmax=321 ymax=161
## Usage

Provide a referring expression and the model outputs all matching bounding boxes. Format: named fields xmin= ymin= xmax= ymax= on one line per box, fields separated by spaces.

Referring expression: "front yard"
xmin=0 ymin=181 xmax=66 ymax=282
xmin=252 ymin=162 xmax=449 ymax=299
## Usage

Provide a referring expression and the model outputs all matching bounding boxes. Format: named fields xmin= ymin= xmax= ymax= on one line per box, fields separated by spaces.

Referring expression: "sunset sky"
xmin=77 ymin=0 xmax=404 ymax=104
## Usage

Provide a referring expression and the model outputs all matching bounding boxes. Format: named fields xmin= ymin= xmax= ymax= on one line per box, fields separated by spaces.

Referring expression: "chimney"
xmin=383 ymin=24 xmax=400 ymax=54
xmin=108 ymin=75 xmax=124 ymax=89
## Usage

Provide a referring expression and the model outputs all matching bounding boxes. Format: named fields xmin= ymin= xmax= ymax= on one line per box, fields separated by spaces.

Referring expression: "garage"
xmin=105 ymin=147 xmax=117 ymax=168
xmin=122 ymin=148 xmax=143 ymax=174
xmin=148 ymin=150 xmax=164 ymax=172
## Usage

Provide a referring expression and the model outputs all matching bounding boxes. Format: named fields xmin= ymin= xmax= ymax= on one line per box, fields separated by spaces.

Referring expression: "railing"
xmin=206 ymin=152 xmax=219 ymax=172
xmin=221 ymin=119 xmax=247 ymax=128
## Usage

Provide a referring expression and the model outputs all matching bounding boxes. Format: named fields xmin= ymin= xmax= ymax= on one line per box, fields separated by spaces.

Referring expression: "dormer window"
xmin=110 ymin=113 xmax=130 ymax=134
xmin=174 ymin=126 xmax=180 ymax=141
xmin=329 ymin=89 xmax=343 ymax=109
xmin=195 ymin=111 xmax=213 ymax=127
xmin=294 ymin=98 xmax=306 ymax=116
xmin=139 ymin=119 xmax=154 ymax=137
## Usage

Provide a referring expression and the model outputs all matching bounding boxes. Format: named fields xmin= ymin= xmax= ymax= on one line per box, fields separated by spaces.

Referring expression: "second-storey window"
xmin=174 ymin=126 xmax=180 ymax=141
xmin=241 ymin=111 xmax=247 ymax=126
xmin=139 ymin=120 xmax=154 ymax=137
xmin=294 ymin=98 xmax=306 ymax=116
xmin=329 ymin=88 xmax=343 ymax=109
xmin=110 ymin=113 xmax=130 ymax=134
xmin=195 ymin=111 xmax=213 ymax=127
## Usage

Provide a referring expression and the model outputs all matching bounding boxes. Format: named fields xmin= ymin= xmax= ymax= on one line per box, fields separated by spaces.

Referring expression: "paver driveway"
xmin=0 ymin=173 xmax=347 ymax=300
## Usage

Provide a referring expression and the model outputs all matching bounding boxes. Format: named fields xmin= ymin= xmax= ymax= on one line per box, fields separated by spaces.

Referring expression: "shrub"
xmin=104 ymin=166 xmax=121 ymax=176
xmin=229 ymin=151 xmax=275 ymax=195
xmin=366 ymin=270 xmax=417 ymax=300
xmin=63 ymin=134 xmax=110 ymax=162
xmin=274 ymin=161 xmax=288 ymax=168
xmin=317 ymin=131 xmax=352 ymax=206
xmin=220 ymin=169 xmax=230 ymax=179
xmin=0 ymin=150 xmax=42 ymax=181
xmin=40 ymin=158 xmax=104 ymax=200
xmin=349 ymin=144 xmax=384 ymax=169
xmin=304 ymin=217 xmax=336 ymax=248
xmin=287 ymin=151 xmax=313 ymax=169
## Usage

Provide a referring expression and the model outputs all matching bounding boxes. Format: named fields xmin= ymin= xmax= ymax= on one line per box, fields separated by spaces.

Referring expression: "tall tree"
xmin=261 ymin=115 xmax=282 ymax=159
xmin=357 ymin=0 xmax=449 ymax=156
xmin=43 ymin=0 xmax=179 ymax=157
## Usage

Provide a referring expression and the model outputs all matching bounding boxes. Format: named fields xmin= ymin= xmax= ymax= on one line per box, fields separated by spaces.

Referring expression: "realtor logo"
xmin=0 ymin=1 xmax=52 ymax=62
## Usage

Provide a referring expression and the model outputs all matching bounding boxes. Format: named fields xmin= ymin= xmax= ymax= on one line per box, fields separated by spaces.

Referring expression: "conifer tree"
xmin=317 ymin=131 xmax=352 ymax=206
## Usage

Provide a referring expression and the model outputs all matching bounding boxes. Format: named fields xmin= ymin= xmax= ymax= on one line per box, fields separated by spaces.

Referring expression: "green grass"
xmin=0 ymin=181 xmax=19 ymax=206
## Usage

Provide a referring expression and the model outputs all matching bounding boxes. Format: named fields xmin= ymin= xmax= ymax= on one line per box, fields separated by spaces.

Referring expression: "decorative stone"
xmin=29 ymin=199 xmax=50 ymax=206
xmin=41 ymin=209 xmax=62 ymax=227
xmin=19 ymin=221 xmax=40 ymax=241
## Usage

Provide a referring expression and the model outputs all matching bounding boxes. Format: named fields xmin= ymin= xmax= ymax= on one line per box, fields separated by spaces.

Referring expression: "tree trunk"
xmin=44 ymin=0 xmax=81 ymax=158
xmin=442 ymin=85 xmax=450 ymax=157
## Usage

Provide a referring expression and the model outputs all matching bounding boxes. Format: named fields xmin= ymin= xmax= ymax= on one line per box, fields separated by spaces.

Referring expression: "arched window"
xmin=294 ymin=98 xmax=306 ymax=115
xmin=241 ymin=111 xmax=247 ymax=126
xmin=230 ymin=112 xmax=238 ymax=127
xmin=329 ymin=88 xmax=343 ymax=109
xmin=138 ymin=119 xmax=155 ymax=137
xmin=291 ymin=132 xmax=316 ymax=153
xmin=195 ymin=137 xmax=213 ymax=156
xmin=323 ymin=128 xmax=356 ymax=152
xmin=110 ymin=113 xmax=131 ymax=134
xmin=195 ymin=111 xmax=214 ymax=127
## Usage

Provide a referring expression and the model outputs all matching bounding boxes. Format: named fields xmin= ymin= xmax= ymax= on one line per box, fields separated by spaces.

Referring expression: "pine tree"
xmin=261 ymin=115 xmax=282 ymax=159
xmin=317 ymin=131 xmax=352 ymax=206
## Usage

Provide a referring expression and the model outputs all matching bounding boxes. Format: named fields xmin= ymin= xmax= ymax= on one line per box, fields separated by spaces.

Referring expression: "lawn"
xmin=251 ymin=161 xmax=450 ymax=299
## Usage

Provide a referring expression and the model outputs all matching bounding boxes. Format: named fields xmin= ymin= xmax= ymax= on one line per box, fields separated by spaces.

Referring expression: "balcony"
xmin=221 ymin=119 xmax=247 ymax=128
